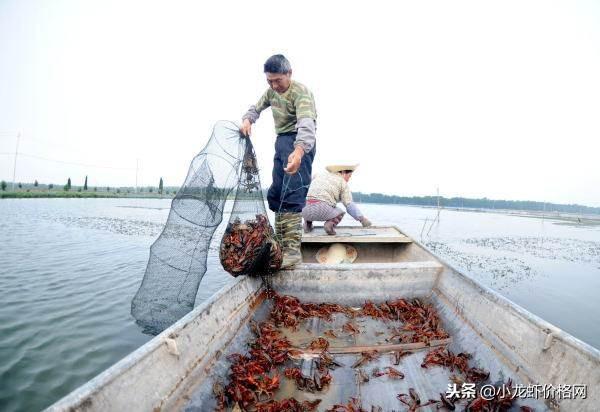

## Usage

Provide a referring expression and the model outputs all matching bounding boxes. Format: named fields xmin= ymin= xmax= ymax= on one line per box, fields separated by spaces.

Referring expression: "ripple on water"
xmin=0 ymin=199 xmax=160 ymax=411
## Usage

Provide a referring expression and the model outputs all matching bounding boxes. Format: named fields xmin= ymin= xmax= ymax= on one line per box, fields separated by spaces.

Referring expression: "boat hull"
xmin=47 ymin=227 xmax=600 ymax=411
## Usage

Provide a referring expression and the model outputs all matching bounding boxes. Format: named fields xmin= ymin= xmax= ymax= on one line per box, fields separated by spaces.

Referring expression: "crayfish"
xmin=352 ymin=350 xmax=380 ymax=368
xmin=421 ymin=347 xmax=490 ymax=383
xmin=327 ymin=397 xmax=367 ymax=412
xmin=371 ymin=366 xmax=405 ymax=380
xmin=220 ymin=214 xmax=281 ymax=276
xmin=397 ymin=388 xmax=439 ymax=411
xmin=465 ymin=378 xmax=516 ymax=411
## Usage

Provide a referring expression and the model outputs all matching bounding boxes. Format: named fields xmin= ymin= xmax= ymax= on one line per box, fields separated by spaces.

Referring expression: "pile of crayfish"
xmin=421 ymin=347 xmax=490 ymax=383
xmin=269 ymin=294 xmax=353 ymax=329
xmin=361 ymin=299 xmax=450 ymax=344
xmin=220 ymin=214 xmax=282 ymax=276
xmin=214 ymin=320 xmax=323 ymax=411
xmin=215 ymin=293 xmax=522 ymax=411
xmin=215 ymin=318 xmax=343 ymax=412
xmin=270 ymin=293 xmax=449 ymax=344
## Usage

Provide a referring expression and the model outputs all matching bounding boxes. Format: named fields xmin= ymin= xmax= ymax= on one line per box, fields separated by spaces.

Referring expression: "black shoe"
xmin=324 ymin=220 xmax=336 ymax=235
xmin=303 ymin=220 xmax=313 ymax=233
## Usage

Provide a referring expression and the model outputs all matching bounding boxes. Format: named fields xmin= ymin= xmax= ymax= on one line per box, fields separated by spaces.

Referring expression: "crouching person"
xmin=302 ymin=164 xmax=372 ymax=235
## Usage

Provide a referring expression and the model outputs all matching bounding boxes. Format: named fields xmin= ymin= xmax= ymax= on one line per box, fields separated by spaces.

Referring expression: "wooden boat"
xmin=47 ymin=226 xmax=599 ymax=411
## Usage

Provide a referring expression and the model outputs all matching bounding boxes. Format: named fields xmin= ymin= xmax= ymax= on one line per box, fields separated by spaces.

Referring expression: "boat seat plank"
xmin=292 ymin=339 xmax=453 ymax=356
xmin=302 ymin=226 xmax=412 ymax=243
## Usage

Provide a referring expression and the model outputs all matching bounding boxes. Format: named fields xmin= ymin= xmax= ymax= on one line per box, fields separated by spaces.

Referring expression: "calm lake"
xmin=0 ymin=198 xmax=599 ymax=411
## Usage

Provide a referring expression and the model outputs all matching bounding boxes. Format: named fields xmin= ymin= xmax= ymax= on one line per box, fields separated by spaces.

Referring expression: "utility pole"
xmin=12 ymin=132 xmax=21 ymax=191
xmin=135 ymin=158 xmax=139 ymax=193
xmin=435 ymin=186 xmax=441 ymax=222
xmin=542 ymin=201 xmax=546 ymax=222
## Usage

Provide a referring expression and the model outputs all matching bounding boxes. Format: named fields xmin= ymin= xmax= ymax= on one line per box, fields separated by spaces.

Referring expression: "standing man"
xmin=240 ymin=54 xmax=317 ymax=269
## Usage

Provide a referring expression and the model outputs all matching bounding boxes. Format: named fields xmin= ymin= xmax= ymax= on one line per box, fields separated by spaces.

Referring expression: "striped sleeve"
xmin=294 ymin=118 xmax=316 ymax=153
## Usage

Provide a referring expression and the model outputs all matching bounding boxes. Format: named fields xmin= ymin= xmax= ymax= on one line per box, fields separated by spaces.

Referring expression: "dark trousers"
xmin=267 ymin=133 xmax=316 ymax=213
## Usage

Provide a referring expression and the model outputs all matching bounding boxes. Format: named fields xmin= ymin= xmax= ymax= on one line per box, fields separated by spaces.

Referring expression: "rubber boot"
xmin=303 ymin=220 xmax=313 ymax=233
xmin=324 ymin=213 xmax=344 ymax=235
xmin=275 ymin=212 xmax=303 ymax=269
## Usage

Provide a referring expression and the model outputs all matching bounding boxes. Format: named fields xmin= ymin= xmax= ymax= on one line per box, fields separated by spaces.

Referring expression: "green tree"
xmin=94 ymin=187 xmax=97 ymax=192
xmin=149 ymin=187 xmax=153 ymax=193
xmin=84 ymin=176 xmax=88 ymax=191
xmin=18 ymin=182 xmax=22 ymax=189
xmin=66 ymin=178 xmax=72 ymax=191
xmin=116 ymin=188 xmax=121 ymax=193
xmin=159 ymin=177 xmax=163 ymax=194
xmin=77 ymin=188 xmax=82 ymax=192
xmin=1 ymin=181 xmax=6 ymax=191
xmin=48 ymin=183 xmax=54 ymax=189
xmin=34 ymin=180 xmax=39 ymax=187
xmin=106 ymin=186 xmax=110 ymax=192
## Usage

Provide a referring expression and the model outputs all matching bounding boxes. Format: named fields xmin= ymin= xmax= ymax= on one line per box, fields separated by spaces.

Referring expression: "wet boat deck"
xmin=271 ymin=311 xmax=454 ymax=410
xmin=180 ymin=294 xmax=545 ymax=411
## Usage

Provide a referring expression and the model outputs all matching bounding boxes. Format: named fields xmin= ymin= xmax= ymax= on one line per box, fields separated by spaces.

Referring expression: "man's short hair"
xmin=264 ymin=54 xmax=292 ymax=74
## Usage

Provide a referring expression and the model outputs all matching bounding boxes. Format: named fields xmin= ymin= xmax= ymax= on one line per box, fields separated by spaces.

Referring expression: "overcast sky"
xmin=1 ymin=0 xmax=599 ymax=206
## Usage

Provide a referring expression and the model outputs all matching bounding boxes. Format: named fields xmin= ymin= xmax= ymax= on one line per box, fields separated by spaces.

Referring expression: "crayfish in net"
xmin=220 ymin=214 xmax=282 ymax=277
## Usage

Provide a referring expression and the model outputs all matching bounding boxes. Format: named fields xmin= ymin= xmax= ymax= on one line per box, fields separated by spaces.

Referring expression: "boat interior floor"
xmin=180 ymin=291 xmax=546 ymax=411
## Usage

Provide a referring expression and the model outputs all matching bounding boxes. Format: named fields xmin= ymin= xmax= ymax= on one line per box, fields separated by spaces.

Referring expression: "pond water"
xmin=0 ymin=198 xmax=598 ymax=411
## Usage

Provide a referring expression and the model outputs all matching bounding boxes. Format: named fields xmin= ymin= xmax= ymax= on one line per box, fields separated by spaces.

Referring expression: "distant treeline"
xmin=3 ymin=178 xmax=598 ymax=215
xmin=352 ymin=192 xmax=600 ymax=215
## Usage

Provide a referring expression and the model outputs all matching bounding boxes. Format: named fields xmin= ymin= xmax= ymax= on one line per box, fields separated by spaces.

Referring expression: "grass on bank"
xmin=0 ymin=191 xmax=175 ymax=199
xmin=0 ymin=179 xmax=178 ymax=199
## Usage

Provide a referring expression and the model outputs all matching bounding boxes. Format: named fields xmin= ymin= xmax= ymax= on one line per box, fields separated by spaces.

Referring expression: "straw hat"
xmin=316 ymin=243 xmax=358 ymax=264
xmin=325 ymin=164 xmax=359 ymax=173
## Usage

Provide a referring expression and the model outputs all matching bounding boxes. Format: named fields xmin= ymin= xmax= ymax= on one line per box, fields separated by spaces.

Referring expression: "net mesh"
xmin=219 ymin=140 xmax=282 ymax=277
xmin=131 ymin=120 xmax=280 ymax=335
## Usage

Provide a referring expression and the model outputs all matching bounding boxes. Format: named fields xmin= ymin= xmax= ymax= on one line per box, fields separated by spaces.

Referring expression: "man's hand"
xmin=360 ymin=216 xmax=372 ymax=228
xmin=240 ymin=119 xmax=252 ymax=137
xmin=284 ymin=146 xmax=304 ymax=175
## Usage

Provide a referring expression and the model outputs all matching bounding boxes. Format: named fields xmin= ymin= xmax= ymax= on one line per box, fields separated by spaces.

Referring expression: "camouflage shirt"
xmin=254 ymin=80 xmax=317 ymax=133
xmin=243 ymin=80 xmax=317 ymax=152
